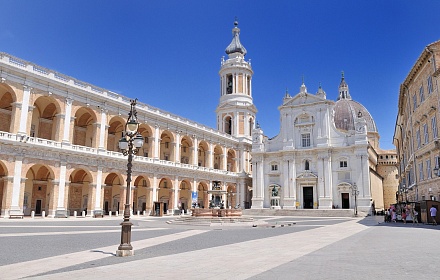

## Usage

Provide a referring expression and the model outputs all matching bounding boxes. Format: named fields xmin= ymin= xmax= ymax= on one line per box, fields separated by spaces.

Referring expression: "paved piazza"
xmin=0 ymin=215 xmax=439 ymax=279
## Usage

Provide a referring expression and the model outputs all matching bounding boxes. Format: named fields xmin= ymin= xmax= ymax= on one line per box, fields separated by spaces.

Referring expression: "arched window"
xmin=225 ymin=116 xmax=232 ymax=135
xmin=249 ymin=118 xmax=254 ymax=136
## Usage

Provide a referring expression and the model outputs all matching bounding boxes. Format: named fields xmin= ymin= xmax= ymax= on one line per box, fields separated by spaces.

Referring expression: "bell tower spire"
xmin=216 ymin=20 xmax=257 ymax=139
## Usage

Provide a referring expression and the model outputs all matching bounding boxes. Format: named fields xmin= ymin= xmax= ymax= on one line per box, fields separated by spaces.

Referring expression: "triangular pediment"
xmin=281 ymin=93 xmax=326 ymax=108
xmin=296 ymin=171 xmax=318 ymax=179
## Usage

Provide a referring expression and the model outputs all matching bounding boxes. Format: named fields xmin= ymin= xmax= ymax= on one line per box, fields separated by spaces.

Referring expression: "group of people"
xmin=384 ymin=205 xmax=418 ymax=224
xmin=383 ymin=204 xmax=438 ymax=225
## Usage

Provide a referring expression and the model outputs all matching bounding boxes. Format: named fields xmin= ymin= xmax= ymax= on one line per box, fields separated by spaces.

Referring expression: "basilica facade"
xmin=251 ymin=75 xmax=398 ymax=214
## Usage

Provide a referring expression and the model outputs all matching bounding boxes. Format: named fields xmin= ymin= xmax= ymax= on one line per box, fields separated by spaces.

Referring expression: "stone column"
xmin=208 ymin=143 xmax=213 ymax=168
xmin=47 ymin=179 xmax=58 ymax=218
xmin=62 ymin=97 xmax=73 ymax=144
xmin=154 ymin=125 xmax=160 ymax=159
xmin=18 ymin=85 xmax=31 ymax=135
xmin=192 ymin=136 xmax=198 ymax=166
xmin=119 ymin=185 xmax=126 ymax=214
xmin=55 ymin=162 xmax=68 ymax=218
xmin=1 ymin=176 xmax=14 ymax=218
xmin=152 ymin=174 xmax=158 ymax=202
xmin=282 ymin=159 xmax=294 ymax=209
xmin=175 ymin=132 xmax=181 ymax=163
xmin=222 ymin=147 xmax=227 ymax=171
xmin=98 ymin=108 xmax=107 ymax=150
xmin=94 ymin=167 xmax=103 ymax=215
xmin=174 ymin=176 xmax=179 ymax=210
xmin=86 ymin=183 xmax=95 ymax=217
xmin=319 ymin=155 xmax=332 ymax=209
xmin=251 ymin=156 xmax=264 ymax=209
xmin=9 ymin=156 xmax=25 ymax=216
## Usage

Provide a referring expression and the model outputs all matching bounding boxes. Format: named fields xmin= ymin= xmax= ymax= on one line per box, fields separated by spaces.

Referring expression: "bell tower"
xmin=216 ymin=20 xmax=257 ymax=139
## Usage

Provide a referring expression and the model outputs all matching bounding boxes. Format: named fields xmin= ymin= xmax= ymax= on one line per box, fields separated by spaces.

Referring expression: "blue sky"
xmin=1 ymin=1 xmax=439 ymax=150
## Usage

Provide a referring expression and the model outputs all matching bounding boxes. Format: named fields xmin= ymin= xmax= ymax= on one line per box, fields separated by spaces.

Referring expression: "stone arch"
xmin=179 ymin=179 xmax=192 ymax=212
xmin=197 ymin=181 xmax=209 ymax=209
xmin=248 ymin=117 xmax=254 ymax=136
xmin=198 ymin=140 xmax=209 ymax=167
xmin=31 ymin=96 xmax=61 ymax=140
xmin=107 ymin=116 xmax=126 ymax=152
xmin=72 ymin=107 xmax=98 ymax=148
xmin=68 ymin=168 xmax=94 ymax=216
xmin=227 ymin=149 xmax=236 ymax=172
xmin=213 ymin=145 xmax=223 ymax=170
xmin=180 ymin=136 xmax=193 ymax=164
xmin=138 ymin=124 xmax=153 ymax=158
xmin=0 ymin=84 xmax=16 ymax=133
xmin=103 ymin=172 xmax=124 ymax=214
xmin=133 ymin=175 xmax=151 ymax=214
xmin=224 ymin=115 xmax=233 ymax=135
xmin=160 ymin=130 xmax=175 ymax=161
xmin=226 ymin=184 xmax=237 ymax=209
xmin=158 ymin=177 xmax=173 ymax=214
xmin=23 ymin=164 xmax=56 ymax=217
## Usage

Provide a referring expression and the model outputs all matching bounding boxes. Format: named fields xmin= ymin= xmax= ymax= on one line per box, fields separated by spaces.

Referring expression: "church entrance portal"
xmin=303 ymin=187 xmax=313 ymax=209
xmin=341 ymin=193 xmax=350 ymax=209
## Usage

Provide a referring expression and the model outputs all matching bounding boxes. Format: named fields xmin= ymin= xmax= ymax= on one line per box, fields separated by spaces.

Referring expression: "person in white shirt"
xmin=430 ymin=206 xmax=437 ymax=225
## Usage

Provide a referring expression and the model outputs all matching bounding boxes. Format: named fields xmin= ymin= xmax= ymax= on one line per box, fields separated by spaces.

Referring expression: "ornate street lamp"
xmin=433 ymin=165 xmax=440 ymax=177
xmin=351 ymin=183 xmax=359 ymax=216
xmin=116 ymin=99 xmax=144 ymax=257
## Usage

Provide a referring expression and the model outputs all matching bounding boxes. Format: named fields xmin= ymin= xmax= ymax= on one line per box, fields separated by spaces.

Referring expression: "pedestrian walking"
xmin=392 ymin=209 xmax=397 ymax=223
xmin=430 ymin=205 xmax=437 ymax=225
xmin=401 ymin=209 xmax=407 ymax=224
xmin=412 ymin=209 xmax=418 ymax=225
xmin=385 ymin=208 xmax=390 ymax=222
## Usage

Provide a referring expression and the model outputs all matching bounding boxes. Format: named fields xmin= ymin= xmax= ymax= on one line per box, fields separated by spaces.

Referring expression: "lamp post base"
xmin=116 ymin=249 xmax=134 ymax=257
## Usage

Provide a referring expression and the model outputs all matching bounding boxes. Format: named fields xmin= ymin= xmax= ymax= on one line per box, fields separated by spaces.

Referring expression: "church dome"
xmin=333 ymin=73 xmax=377 ymax=133
xmin=225 ymin=20 xmax=247 ymax=56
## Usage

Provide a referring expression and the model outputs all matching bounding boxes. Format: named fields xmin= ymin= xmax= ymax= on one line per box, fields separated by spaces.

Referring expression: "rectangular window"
xmin=432 ymin=116 xmax=438 ymax=139
xmin=165 ymin=142 xmax=169 ymax=149
xmin=340 ymin=161 xmax=347 ymax=168
xmin=427 ymin=159 xmax=431 ymax=179
xmin=424 ymin=124 xmax=429 ymax=144
xmin=271 ymin=164 xmax=278 ymax=171
xmin=428 ymin=76 xmax=433 ymax=94
xmin=416 ymin=129 xmax=421 ymax=148
xmin=419 ymin=85 xmax=425 ymax=102
xmin=419 ymin=162 xmax=424 ymax=181
xmin=413 ymin=94 xmax=417 ymax=111
xmin=302 ymin=133 xmax=311 ymax=147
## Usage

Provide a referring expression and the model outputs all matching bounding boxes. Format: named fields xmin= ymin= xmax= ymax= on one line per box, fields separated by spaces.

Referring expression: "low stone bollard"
xmin=74 ymin=211 xmax=77 ymax=218
xmin=115 ymin=211 xmax=119 ymax=217
xmin=81 ymin=211 xmax=85 ymax=218
xmin=109 ymin=212 xmax=112 ymax=217
xmin=31 ymin=211 xmax=35 ymax=218
xmin=42 ymin=211 xmax=46 ymax=218
xmin=137 ymin=210 xmax=140 ymax=216
xmin=143 ymin=210 xmax=146 ymax=216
